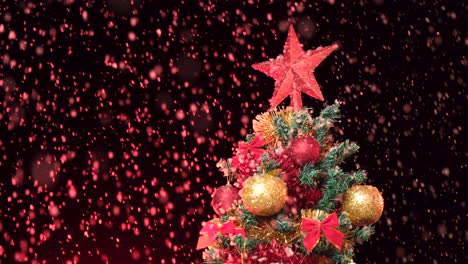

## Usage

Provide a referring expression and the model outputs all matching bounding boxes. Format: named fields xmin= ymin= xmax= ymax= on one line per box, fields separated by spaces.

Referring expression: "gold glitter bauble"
xmin=240 ymin=172 xmax=287 ymax=216
xmin=342 ymin=185 xmax=384 ymax=226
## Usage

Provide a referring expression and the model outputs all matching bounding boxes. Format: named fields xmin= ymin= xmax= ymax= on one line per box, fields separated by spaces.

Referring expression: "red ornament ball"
xmin=211 ymin=185 xmax=240 ymax=215
xmin=288 ymin=136 xmax=321 ymax=166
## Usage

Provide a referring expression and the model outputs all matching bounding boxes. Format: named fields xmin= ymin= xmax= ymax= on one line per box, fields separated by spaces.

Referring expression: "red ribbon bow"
xmin=197 ymin=220 xmax=245 ymax=250
xmin=237 ymin=136 xmax=265 ymax=157
xmin=301 ymin=212 xmax=344 ymax=251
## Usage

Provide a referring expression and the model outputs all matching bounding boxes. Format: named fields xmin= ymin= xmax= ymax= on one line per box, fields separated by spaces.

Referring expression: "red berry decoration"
xmin=211 ymin=185 xmax=240 ymax=215
xmin=288 ymin=136 xmax=321 ymax=166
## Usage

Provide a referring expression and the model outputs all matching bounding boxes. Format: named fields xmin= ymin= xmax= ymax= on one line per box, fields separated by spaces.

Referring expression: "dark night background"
xmin=0 ymin=0 xmax=465 ymax=263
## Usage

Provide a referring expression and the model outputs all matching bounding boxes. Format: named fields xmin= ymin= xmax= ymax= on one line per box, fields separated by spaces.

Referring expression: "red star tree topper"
xmin=252 ymin=25 xmax=338 ymax=110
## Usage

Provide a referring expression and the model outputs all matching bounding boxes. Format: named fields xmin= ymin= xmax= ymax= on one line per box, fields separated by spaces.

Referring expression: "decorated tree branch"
xmin=197 ymin=25 xmax=384 ymax=264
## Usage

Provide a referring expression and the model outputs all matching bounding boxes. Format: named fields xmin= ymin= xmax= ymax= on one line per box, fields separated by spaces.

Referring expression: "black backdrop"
xmin=0 ymin=0 xmax=465 ymax=263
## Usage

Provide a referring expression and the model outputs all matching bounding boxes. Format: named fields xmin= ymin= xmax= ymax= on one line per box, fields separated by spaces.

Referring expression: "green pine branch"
xmin=233 ymin=235 xmax=263 ymax=253
xmin=351 ymin=170 xmax=367 ymax=183
xmin=220 ymin=213 xmax=230 ymax=223
xmin=316 ymin=168 xmax=342 ymax=212
xmin=355 ymin=225 xmax=375 ymax=243
xmin=273 ymin=115 xmax=291 ymax=142
xmin=291 ymin=110 xmax=312 ymax=136
xmin=245 ymin=133 xmax=255 ymax=143
xmin=319 ymin=140 xmax=359 ymax=170
xmin=275 ymin=215 xmax=294 ymax=232
xmin=338 ymin=212 xmax=352 ymax=228
xmin=320 ymin=103 xmax=341 ymax=121
xmin=298 ymin=163 xmax=322 ymax=186
xmin=217 ymin=235 xmax=230 ymax=249
xmin=239 ymin=207 xmax=259 ymax=228
xmin=260 ymin=153 xmax=280 ymax=173
xmin=314 ymin=103 xmax=341 ymax=144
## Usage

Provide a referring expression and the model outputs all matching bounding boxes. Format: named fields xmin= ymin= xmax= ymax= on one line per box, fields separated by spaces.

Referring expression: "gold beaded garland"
xmin=240 ymin=171 xmax=287 ymax=217
xmin=342 ymin=185 xmax=384 ymax=226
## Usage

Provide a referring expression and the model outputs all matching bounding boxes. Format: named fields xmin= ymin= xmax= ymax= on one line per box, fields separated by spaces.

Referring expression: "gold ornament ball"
xmin=342 ymin=185 xmax=384 ymax=226
xmin=240 ymin=173 xmax=287 ymax=216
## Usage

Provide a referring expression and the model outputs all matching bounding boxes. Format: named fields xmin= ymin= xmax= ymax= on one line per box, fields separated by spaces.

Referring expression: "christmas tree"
xmin=197 ymin=25 xmax=384 ymax=264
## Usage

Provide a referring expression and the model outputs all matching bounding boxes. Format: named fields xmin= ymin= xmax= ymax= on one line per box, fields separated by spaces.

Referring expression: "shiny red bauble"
xmin=211 ymin=185 xmax=241 ymax=215
xmin=288 ymin=136 xmax=321 ymax=166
